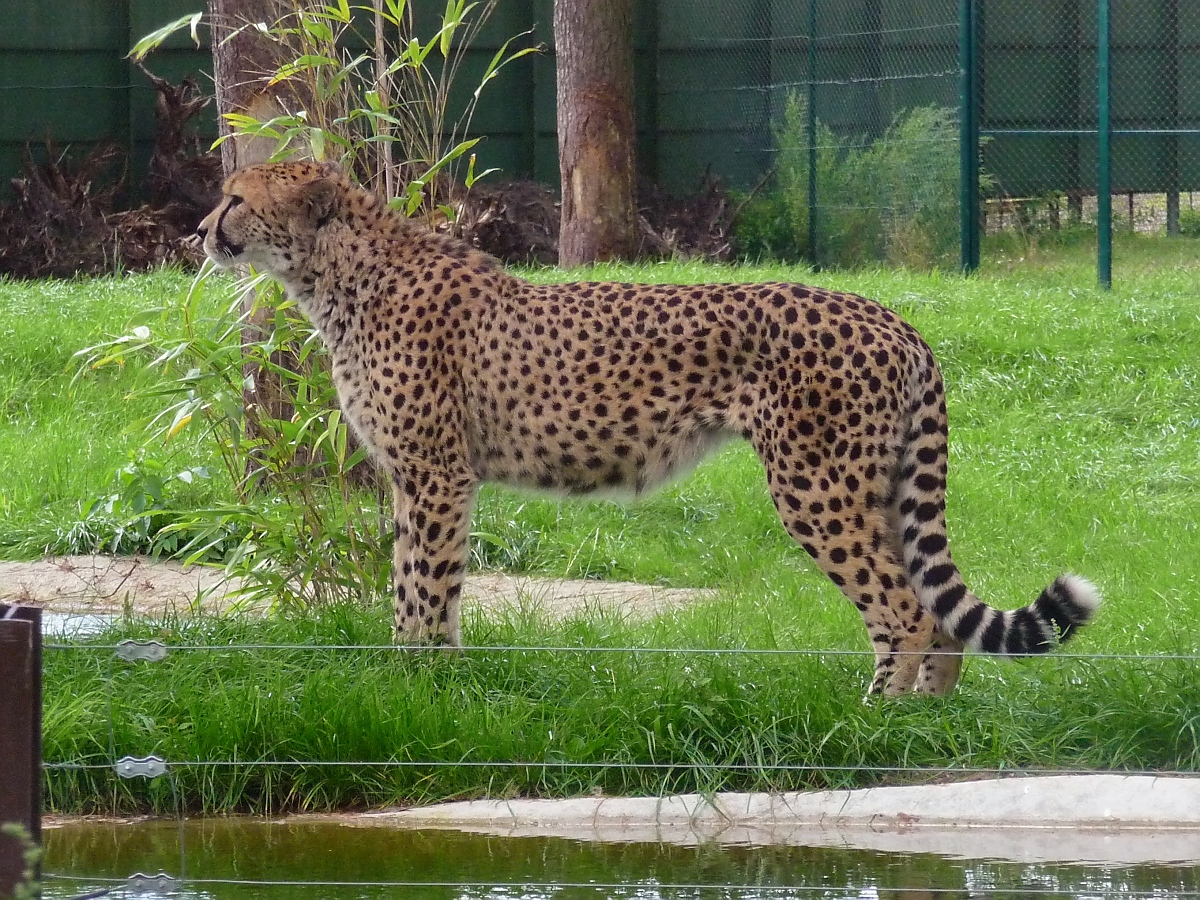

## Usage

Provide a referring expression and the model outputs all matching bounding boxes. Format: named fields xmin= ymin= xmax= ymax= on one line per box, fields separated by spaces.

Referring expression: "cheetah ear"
xmin=300 ymin=177 xmax=340 ymax=227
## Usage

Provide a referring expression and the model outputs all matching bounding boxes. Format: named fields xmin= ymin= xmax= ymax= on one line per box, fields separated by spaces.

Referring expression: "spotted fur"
xmin=197 ymin=161 xmax=1100 ymax=696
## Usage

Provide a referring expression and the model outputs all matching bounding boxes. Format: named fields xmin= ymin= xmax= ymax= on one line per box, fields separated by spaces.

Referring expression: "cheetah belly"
xmin=469 ymin=398 xmax=738 ymax=498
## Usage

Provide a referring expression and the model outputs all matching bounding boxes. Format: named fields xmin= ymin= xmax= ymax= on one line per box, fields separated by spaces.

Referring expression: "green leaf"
xmin=440 ymin=0 xmax=458 ymax=56
xmin=403 ymin=182 xmax=426 ymax=216
xmin=473 ymin=37 xmax=539 ymax=101
xmin=416 ymin=137 xmax=480 ymax=184
xmin=327 ymin=0 xmax=352 ymax=23
xmin=269 ymin=54 xmax=341 ymax=86
xmin=309 ymin=128 xmax=326 ymax=161
xmin=324 ymin=52 xmax=371 ymax=99
xmin=384 ymin=0 xmax=407 ymax=25
xmin=300 ymin=16 xmax=334 ymax=42
xmin=129 ymin=12 xmax=203 ymax=60
xmin=364 ymin=89 xmax=387 ymax=113
xmin=464 ymin=153 xmax=499 ymax=188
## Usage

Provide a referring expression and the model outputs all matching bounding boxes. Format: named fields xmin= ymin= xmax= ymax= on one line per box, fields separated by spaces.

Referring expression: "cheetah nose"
xmin=196 ymin=222 xmax=209 ymax=240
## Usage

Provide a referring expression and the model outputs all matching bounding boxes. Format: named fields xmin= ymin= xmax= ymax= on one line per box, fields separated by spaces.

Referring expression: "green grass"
xmin=4 ymin=235 xmax=1200 ymax=814
xmin=0 ymin=271 xmax=226 ymax=555
xmin=44 ymin=608 xmax=1200 ymax=815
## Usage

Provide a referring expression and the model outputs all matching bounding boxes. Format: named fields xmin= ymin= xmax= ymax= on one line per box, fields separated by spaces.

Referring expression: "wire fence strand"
xmin=37 ymin=872 xmax=1200 ymax=897
xmin=40 ymin=642 xmax=1200 ymax=660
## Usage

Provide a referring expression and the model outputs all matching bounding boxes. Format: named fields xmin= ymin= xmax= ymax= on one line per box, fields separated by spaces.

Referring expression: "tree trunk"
xmin=209 ymin=0 xmax=286 ymax=176
xmin=209 ymin=0 xmax=300 ymax=461
xmin=554 ymin=0 xmax=640 ymax=265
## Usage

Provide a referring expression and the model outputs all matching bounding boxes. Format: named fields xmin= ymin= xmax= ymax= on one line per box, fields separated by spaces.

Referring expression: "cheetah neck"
xmin=290 ymin=189 xmax=498 ymax=351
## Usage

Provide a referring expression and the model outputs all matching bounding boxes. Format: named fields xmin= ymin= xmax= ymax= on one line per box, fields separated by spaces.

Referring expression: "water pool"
xmin=41 ymin=817 xmax=1200 ymax=899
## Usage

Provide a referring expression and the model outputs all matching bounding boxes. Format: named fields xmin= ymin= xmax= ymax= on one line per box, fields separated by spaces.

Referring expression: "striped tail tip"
xmin=1033 ymin=574 xmax=1102 ymax=646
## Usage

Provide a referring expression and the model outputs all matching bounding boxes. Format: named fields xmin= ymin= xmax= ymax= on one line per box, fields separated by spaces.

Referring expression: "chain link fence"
xmin=3 ymin=0 xmax=1196 ymax=279
xmin=659 ymin=0 xmax=963 ymax=270
xmin=659 ymin=0 xmax=1200 ymax=278
xmin=979 ymin=0 xmax=1200 ymax=262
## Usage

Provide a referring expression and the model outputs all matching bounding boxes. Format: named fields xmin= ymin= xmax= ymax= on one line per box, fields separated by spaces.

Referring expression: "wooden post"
xmin=0 ymin=605 xmax=42 ymax=899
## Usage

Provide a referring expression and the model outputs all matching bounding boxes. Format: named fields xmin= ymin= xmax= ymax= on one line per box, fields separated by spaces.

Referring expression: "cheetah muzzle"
xmin=197 ymin=161 xmax=1101 ymax=697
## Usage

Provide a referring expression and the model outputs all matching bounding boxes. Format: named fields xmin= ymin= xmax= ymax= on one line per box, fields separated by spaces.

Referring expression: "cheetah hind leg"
xmin=765 ymin=476 xmax=936 ymax=697
xmin=880 ymin=454 xmax=963 ymax=696
xmin=914 ymin=628 xmax=964 ymax=696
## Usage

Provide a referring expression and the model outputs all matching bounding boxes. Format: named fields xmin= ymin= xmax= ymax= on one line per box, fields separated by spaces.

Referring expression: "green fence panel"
xmin=1 ymin=0 xmax=1197 ymax=272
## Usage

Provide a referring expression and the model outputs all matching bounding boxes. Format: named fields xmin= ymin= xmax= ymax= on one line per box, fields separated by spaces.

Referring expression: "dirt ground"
xmin=0 ymin=555 xmax=710 ymax=623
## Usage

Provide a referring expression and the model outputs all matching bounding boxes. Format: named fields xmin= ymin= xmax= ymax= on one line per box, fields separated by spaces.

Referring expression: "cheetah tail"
xmin=894 ymin=392 xmax=1101 ymax=656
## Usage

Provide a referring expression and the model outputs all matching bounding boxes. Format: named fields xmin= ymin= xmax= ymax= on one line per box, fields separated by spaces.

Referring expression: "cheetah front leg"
xmin=391 ymin=470 xmax=477 ymax=647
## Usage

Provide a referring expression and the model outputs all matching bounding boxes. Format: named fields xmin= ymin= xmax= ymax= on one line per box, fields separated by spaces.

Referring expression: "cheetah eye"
xmin=227 ymin=195 xmax=244 ymax=208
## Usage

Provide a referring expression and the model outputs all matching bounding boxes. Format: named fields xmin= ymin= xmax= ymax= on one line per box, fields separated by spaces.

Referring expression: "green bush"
xmin=79 ymin=274 xmax=392 ymax=611
xmin=1178 ymin=206 xmax=1200 ymax=237
xmin=771 ymin=94 xmax=971 ymax=269
xmin=729 ymin=192 xmax=798 ymax=261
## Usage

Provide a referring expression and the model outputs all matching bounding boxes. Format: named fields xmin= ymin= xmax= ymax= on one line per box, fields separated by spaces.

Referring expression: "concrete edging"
xmin=345 ymin=775 xmax=1200 ymax=865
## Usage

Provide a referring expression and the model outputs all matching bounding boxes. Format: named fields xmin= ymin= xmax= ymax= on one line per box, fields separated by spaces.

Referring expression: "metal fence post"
xmin=1164 ymin=0 xmax=1180 ymax=236
xmin=1097 ymin=0 xmax=1112 ymax=289
xmin=0 ymin=605 xmax=42 ymax=899
xmin=807 ymin=0 xmax=819 ymax=266
xmin=959 ymin=0 xmax=980 ymax=272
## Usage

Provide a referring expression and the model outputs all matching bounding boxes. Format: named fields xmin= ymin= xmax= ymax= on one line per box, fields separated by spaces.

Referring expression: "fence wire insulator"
xmin=125 ymin=872 xmax=178 ymax=894
xmin=115 ymin=756 xmax=167 ymax=779
xmin=115 ymin=639 xmax=168 ymax=662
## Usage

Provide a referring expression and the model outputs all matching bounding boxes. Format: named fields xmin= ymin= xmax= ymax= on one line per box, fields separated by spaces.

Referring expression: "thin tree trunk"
xmin=374 ymin=1 xmax=395 ymax=200
xmin=209 ymin=0 xmax=297 ymax=450
xmin=209 ymin=0 xmax=286 ymax=175
xmin=554 ymin=0 xmax=640 ymax=265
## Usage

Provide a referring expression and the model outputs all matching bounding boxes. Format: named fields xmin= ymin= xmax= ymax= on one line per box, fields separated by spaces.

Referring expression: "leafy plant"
xmin=1178 ymin=205 xmax=1200 ymax=238
xmin=730 ymin=191 xmax=798 ymax=262
xmin=79 ymin=269 xmax=390 ymax=610
xmin=772 ymin=94 xmax=990 ymax=269
xmin=1 ymin=824 xmax=42 ymax=900
xmin=79 ymin=452 xmax=218 ymax=556
xmin=134 ymin=1 xmax=538 ymax=223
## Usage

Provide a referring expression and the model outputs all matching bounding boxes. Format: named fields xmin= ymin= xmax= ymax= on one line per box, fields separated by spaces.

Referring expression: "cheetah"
xmin=197 ymin=161 xmax=1099 ymax=696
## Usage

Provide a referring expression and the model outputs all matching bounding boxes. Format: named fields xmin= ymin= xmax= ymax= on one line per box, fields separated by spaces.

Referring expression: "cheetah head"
xmin=196 ymin=161 xmax=344 ymax=284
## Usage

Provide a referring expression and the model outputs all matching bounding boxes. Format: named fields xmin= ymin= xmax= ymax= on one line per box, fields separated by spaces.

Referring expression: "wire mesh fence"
xmin=662 ymin=0 xmax=964 ymax=269
xmin=3 ymin=0 xmax=1197 ymax=281
xmin=978 ymin=0 xmax=1200 ymax=258
xmin=29 ymin=627 xmax=1200 ymax=897
xmin=660 ymin=0 xmax=1200 ymax=278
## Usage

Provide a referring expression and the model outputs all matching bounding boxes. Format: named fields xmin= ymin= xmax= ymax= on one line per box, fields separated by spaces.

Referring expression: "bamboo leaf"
xmin=385 ymin=0 xmax=406 ymax=25
xmin=327 ymin=0 xmax=352 ymax=23
xmin=325 ymin=52 xmax=371 ymax=98
xmin=440 ymin=0 xmax=457 ymax=56
xmin=129 ymin=12 xmax=203 ymax=60
xmin=304 ymin=19 xmax=335 ymax=42
xmin=473 ymin=38 xmax=539 ymax=101
xmin=269 ymin=54 xmax=341 ymax=86
xmin=166 ymin=407 xmax=194 ymax=441
xmin=464 ymin=153 xmax=499 ymax=188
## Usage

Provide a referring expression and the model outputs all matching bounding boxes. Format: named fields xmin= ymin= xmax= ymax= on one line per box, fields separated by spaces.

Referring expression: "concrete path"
xmin=344 ymin=775 xmax=1200 ymax=865
xmin=4 ymin=556 xmax=708 ymax=621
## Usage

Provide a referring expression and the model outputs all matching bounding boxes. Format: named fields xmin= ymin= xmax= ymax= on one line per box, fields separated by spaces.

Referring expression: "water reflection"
xmin=40 ymin=611 xmax=115 ymax=637
xmin=40 ymin=819 xmax=1200 ymax=899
